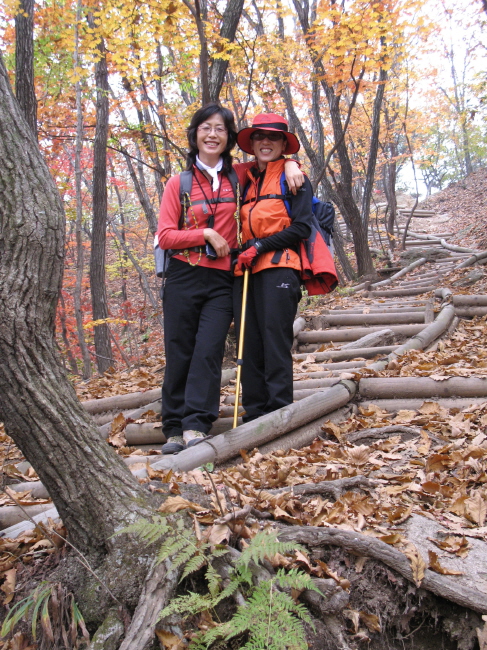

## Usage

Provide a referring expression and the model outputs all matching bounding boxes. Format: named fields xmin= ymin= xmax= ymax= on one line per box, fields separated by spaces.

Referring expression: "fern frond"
xmin=158 ymin=591 xmax=212 ymax=621
xmin=238 ymin=531 xmax=306 ymax=568
xmin=117 ymin=515 xmax=171 ymax=546
xmin=157 ymin=531 xmax=193 ymax=564
xmin=275 ymin=567 xmax=321 ymax=594
xmin=205 ymin=564 xmax=222 ymax=598
xmin=180 ymin=553 xmax=207 ymax=581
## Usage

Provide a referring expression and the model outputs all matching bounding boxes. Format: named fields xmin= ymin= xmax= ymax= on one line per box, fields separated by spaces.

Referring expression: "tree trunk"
xmin=15 ymin=0 xmax=37 ymax=138
xmin=0 ymin=55 xmax=153 ymax=556
xmin=89 ymin=32 xmax=113 ymax=374
xmin=74 ymin=0 xmax=92 ymax=380
xmin=208 ymin=0 xmax=245 ymax=101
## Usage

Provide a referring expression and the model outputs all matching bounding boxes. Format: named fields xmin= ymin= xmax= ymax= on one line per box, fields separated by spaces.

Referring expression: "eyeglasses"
xmin=251 ymin=131 xmax=284 ymax=142
xmin=197 ymin=124 xmax=227 ymax=135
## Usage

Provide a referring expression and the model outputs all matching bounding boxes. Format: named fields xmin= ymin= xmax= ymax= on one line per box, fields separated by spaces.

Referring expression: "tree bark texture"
xmin=0 ymin=55 xmax=152 ymax=554
xmin=89 ymin=35 xmax=113 ymax=374
xmin=15 ymin=0 xmax=37 ymax=138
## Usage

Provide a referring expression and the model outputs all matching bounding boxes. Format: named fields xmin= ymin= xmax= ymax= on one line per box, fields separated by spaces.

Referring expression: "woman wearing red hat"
xmin=234 ymin=113 xmax=313 ymax=422
xmin=157 ymin=105 xmax=304 ymax=454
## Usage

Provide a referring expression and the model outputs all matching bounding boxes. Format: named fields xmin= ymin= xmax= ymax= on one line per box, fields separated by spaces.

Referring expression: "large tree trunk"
xmin=15 ymin=0 xmax=37 ymax=138
xmin=89 ymin=33 xmax=113 ymax=374
xmin=0 ymin=54 xmax=152 ymax=554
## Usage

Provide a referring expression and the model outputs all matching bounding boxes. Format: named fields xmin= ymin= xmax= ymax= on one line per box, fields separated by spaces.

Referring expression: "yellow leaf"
xmin=155 ymin=629 xmax=186 ymax=649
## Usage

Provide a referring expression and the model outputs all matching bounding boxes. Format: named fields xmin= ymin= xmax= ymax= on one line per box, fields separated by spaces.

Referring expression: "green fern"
xmin=122 ymin=515 xmax=321 ymax=649
xmin=238 ymin=530 xmax=307 ymax=569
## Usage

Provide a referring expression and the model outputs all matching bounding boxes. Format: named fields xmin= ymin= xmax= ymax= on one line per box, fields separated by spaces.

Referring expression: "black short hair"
xmin=186 ymin=103 xmax=237 ymax=174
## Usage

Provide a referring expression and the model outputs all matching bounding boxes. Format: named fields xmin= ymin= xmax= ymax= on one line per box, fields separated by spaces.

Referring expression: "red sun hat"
xmin=237 ymin=113 xmax=300 ymax=155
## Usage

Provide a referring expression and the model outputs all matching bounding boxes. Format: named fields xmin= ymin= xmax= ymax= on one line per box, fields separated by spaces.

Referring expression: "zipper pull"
xmin=286 ymin=249 xmax=290 ymax=262
xmin=202 ymin=202 xmax=208 ymax=214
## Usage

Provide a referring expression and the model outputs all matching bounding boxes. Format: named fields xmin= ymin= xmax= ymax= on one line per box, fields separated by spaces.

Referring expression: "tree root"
xmin=269 ymin=476 xmax=378 ymax=501
xmin=346 ymin=425 xmax=421 ymax=444
xmin=301 ymin=578 xmax=349 ymax=616
xmin=214 ymin=504 xmax=273 ymax=524
xmin=118 ymin=558 xmax=180 ymax=650
xmin=277 ymin=526 xmax=487 ymax=613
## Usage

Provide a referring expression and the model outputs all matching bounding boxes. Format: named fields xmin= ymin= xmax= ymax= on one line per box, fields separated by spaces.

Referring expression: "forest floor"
xmin=1 ymin=171 xmax=487 ymax=650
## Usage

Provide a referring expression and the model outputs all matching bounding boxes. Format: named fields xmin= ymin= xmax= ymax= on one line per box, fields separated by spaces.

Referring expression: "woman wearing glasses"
xmin=157 ymin=104 xmax=303 ymax=454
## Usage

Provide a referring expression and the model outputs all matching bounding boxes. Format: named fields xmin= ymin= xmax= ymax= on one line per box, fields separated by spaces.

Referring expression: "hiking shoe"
xmin=161 ymin=435 xmax=186 ymax=455
xmin=183 ymin=430 xmax=207 ymax=448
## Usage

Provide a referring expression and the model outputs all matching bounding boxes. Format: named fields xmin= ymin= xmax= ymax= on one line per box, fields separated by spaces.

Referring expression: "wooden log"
xmin=140 ymin=381 xmax=357 ymax=474
xmin=310 ymin=312 xmax=425 ymax=327
xmin=359 ymin=377 xmax=487 ymax=399
xmin=83 ymin=388 xmax=161 ymax=415
xmin=369 ymin=257 xmax=427 ymax=289
xmin=305 ymin=362 xmax=368 ymax=372
xmin=1 ymin=507 xmax=59 ymax=538
xmin=82 ymin=368 xmax=236 ymax=416
xmin=0 ymin=503 xmax=54 ymax=530
xmin=315 ymin=306 xmax=427 ymax=315
xmin=293 ymin=316 xmax=306 ymax=338
xmin=366 ymin=290 xmax=455 ymax=373
xmin=440 ymin=240 xmax=479 ymax=254
xmin=293 ymin=345 xmax=398 ymax=362
xmin=244 ymin=406 xmax=353 ymax=459
xmin=341 ymin=329 xmax=395 ymax=349
xmin=298 ymin=324 xmax=426 ymax=344
xmin=125 ymin=423 xmax=166 ymax=446
xmin=456 ymin=251 xmax=487 ymax=269
xmin=405 ymin=239 xmax=443 ymax=245
xmin=365 ymin=286 xmax=436 ymax=297
xmin=223 ymin=380 xmax=341 ymax=404
xmin=359 ymin=398 xmax=487 ymax=411
xmin=453 ymin=295 xmax=487 ymax=306
xmin=455 ymin=307 xmax=487 ymax=318
xmin=397 ymin=278 xmax=439 ymax=288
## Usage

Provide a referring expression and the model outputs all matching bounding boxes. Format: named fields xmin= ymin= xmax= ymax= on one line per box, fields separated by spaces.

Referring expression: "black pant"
xmin=162 ymin=259 xmax=233 ymax=436
xmin=234 ymin=267 xmax=302 ymax=422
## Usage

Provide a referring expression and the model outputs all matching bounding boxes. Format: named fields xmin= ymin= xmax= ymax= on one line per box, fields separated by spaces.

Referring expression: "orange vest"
xmin=236 ymin=158 xmax=302 ymax=276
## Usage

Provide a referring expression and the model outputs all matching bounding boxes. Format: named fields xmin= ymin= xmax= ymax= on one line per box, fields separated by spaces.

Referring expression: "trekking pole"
xmin=233 ymin=269 xmax=249 ymax=429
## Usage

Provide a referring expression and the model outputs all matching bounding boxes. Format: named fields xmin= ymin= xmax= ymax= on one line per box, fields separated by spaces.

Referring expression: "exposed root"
xmin=269 ymin=476 xmax=378 ymax=501
xmin=346 ymin=425 xmax=421 ymax=444
xmin=277 ymin=525 xmax=487 ymax=613
xmin=118 ymin=558 xmax=179 ymax=650
xmin=214 ymin=504 xmax=273 ymax=524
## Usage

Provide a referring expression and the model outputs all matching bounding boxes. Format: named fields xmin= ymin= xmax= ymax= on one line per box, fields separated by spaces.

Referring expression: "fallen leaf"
xmin=404 ymin=544 xmax=427 ymax=587
xmin=155 ymin=629 xmax=186 ymax=649
xmin=1 ymin=567 xmax=16 ymax=604
xmin=158 ymin=496 xmax=205 ymax=514
xmin=465 ymin=492 xmax=487 ymax=526
xmin=360 ymin=611 xmax=381 ymax=633
xmin=427 ymin=550 xmax=463 ymax=576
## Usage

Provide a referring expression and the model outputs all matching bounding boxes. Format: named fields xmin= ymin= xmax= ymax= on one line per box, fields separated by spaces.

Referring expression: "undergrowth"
xmin=121 ymin=516 xmax=322 ymax=649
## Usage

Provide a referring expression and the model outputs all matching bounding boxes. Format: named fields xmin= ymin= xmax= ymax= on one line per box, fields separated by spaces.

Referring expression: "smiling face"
xmin=249 ymin=130 xmax=287 ymax=170
xmin=196 ymin=113 xmax=228 ymax=167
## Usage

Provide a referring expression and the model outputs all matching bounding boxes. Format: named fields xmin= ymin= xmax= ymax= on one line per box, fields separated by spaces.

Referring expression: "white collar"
xmin=196 ymin=155 xmax=223 ymax=191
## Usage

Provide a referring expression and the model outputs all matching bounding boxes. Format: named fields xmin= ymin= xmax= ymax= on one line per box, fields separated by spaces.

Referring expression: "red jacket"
xmin=157 ymin=163 xmax=251 ymax=271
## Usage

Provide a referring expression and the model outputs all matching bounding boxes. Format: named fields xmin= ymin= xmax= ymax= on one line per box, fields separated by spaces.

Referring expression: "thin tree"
xmin=15 ymin=0 xmax=37 ymax=138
